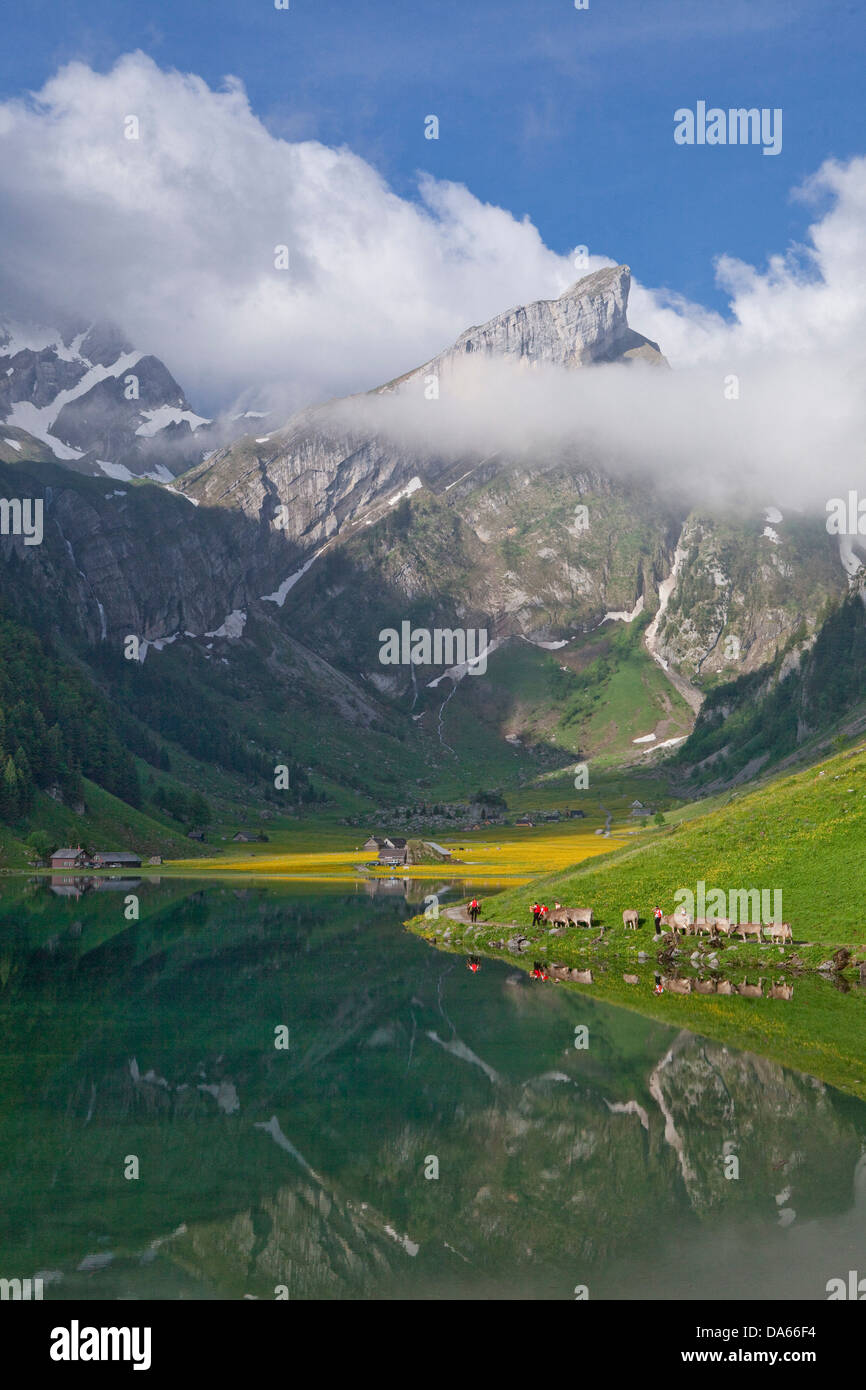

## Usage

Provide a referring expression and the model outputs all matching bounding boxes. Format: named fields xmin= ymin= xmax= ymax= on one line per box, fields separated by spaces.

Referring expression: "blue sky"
xmin=1 ymin=0 xmax=862 ymax=316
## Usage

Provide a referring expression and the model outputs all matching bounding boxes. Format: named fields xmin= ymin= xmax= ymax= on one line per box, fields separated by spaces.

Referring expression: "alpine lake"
xmin=1 ymin=873 xmax=865 ymax=1302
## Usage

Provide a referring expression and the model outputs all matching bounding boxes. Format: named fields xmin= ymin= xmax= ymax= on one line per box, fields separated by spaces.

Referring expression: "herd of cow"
xmin=545 ymin=905 xmax=794 ymax=944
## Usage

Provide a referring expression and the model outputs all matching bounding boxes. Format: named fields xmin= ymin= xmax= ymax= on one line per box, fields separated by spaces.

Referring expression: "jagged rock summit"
xmin=413 ymin=265 xmax=666 ymax=380
xmin=178 ymin=264 xmax=667 ymax=559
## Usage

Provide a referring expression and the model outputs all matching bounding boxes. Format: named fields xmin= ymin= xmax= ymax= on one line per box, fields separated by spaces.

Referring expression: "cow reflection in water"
xmin=659 ymin=974 xmax=794 ymax=1000
xmin=548 ymin=963 xmax=593 ymax=984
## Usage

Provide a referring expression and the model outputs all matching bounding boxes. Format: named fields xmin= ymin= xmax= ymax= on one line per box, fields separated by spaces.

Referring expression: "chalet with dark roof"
xmin=49 ymin=846 xmax=88 ymax=870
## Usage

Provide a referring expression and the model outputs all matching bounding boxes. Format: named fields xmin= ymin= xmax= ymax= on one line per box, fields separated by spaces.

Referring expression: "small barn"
xmin=92 ymin=851 xmax=143 ymax=869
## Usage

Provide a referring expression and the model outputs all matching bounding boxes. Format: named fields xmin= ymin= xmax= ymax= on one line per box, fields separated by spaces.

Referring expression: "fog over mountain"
xmin=0 ymin=53 xmax=864 ymax=510
xmin=335 ymin=316 xmax=865 ymax=513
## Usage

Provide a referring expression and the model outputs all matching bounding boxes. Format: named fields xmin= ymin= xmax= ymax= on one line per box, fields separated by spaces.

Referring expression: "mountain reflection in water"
xmin=0 ymin=879 xmax=863 ymax=1301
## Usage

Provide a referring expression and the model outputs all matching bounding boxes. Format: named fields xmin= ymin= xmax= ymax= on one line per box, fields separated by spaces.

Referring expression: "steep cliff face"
xmin=653 ymin=510 xmax=845 ymax=681
xmin=0 ymin=459 xmax=265 ymax=646
xmin=414 ymin=264 xmax=665 ymax=376
xmin=179 ymin=409 xmax=435 ymax=566
xmin=673 ymin=588 xmax=866 ymax=789
xmin=278 ymin=465 xmax=680 ymax=687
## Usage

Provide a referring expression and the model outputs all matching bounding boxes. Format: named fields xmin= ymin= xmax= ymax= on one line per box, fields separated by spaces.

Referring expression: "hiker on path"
xmin=531 ymin=902 xmax=541 ymax=926
xmin=653 ymin=905 xmax=664 ymax=933
xmin=468 ymin=897 xmax=481 ymax=923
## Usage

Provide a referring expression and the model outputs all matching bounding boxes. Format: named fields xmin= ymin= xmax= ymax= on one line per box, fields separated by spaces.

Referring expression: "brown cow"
xmin=660 ymin=911 xmax=691 ymax=934
xmin=622 ymin=909 xmax=639 ymax=930
xmin=734 ymin=922 xmax=763 ymax=942
xmin=568 ymin=908 xmax=593 ymax=928
xmin=763 ymin=923 xmax=793 ymax=944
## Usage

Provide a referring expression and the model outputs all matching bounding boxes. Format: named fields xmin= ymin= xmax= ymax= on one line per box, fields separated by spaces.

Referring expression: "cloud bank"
xmin=0 ymin=51 xmax=863 ymax=505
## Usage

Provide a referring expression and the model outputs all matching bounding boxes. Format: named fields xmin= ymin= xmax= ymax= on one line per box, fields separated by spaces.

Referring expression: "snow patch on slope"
xmin=205 ymin=609 xmax=246 ymax=640
xmin=6 ymin=350 xmax=143 ymax=457
xmin=262 ymin=547 xmax=327 ymax=607
xmin=135 ymin=405 xmax=210 ymax=437
xmin=603 ymin=594 xmax=645 ymax=624
xmin=388 ymin=476 xmax=422 ymax=506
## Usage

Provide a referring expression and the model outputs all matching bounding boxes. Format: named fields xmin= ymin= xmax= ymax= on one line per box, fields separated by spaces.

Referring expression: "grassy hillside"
xmin=0 ymin=778 xmax=203 ymax=870
xmin=449 ymin=616 xmax=693 ymax=770
xmin=485 ymin=740 xmax=866 ymax=942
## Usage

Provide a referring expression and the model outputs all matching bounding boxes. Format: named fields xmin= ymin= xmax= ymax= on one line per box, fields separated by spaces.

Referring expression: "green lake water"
xmin=1 ymin=876 xmax=865 ymax=1301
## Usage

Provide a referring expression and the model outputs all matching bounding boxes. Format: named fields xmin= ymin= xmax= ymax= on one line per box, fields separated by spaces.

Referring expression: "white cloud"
xmin=0 ymin=53 xmax=578 ymax=411
xmin=0 ymin=50 xmax=864 ymax=512
xmin=332 ymin=152 xmax=866 ymax=510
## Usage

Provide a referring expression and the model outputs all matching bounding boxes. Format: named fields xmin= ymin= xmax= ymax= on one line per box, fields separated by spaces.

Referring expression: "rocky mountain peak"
xmin=420 ymin=263 xmax=664 ymax=378
xmin=0 ymin=315 xmax=216 ymax=480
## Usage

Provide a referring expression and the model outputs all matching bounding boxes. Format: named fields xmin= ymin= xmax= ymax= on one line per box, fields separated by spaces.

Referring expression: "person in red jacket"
xmin=530 ymin=902 xmax=541 ymax=925
xmin=468 ymin=897 xmax=480 ymax=923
